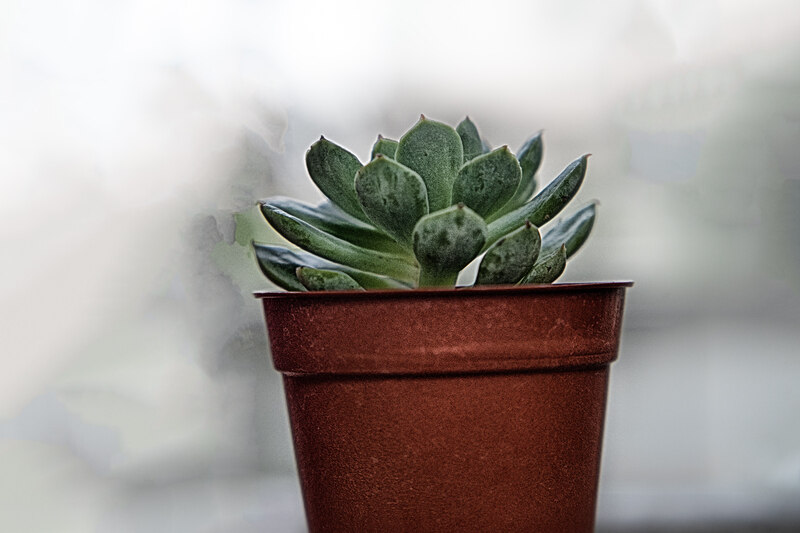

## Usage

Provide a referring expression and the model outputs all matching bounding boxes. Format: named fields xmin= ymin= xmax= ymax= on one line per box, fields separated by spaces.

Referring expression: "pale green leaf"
xmin=396 ymin=116 xmax=463 ymax=211
xmin=355 ymin=156 xmax=429 ymax=247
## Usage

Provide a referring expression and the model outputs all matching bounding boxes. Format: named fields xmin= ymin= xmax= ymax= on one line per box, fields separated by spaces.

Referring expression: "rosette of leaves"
xmin=254 ymin=116 xmax=596 ymax=291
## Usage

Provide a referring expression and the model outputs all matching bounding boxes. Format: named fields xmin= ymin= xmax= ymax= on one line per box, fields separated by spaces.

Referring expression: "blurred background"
xmin=2 ymin=0 xmax=800 ymax=531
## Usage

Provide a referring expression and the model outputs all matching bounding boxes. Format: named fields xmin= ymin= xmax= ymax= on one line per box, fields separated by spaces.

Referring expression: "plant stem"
xmin=417 ymin=268 xmax=458 ymax=288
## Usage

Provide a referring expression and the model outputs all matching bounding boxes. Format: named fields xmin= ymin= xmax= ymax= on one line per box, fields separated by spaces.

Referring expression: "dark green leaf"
xmin=355 ymin=156 xmax=429 ymax=247
xmin=476 ymin=222 xmax=541 ymax=285
xmin=261 ymin=197 xmax=408 ymax=255
xmin=456 ymin=117 xmax=487 ymax=161
xmin=541 ymin=202 xmax=596 ymax=258
xmin=296 ymin=267 xmax=364 ymax=291
xmin=371 ymin=135 xmax=398 ymax=159
xmin=305 ymin=137 xmax=368 ymax=222
xmin=253 ymin=244 xmax=306 ymax=291
xmin=260 ymin=205 xmax=418 ymax=283
xmin=396 ymin=116 xmax=463 ymax=211
xmin=494 ymin=131 xmax=543 ymax=218
xmin=485 ymin=154 xmax=589 ymax=249
xmin=252 ymin=243 xmax=408 ymax=290
xmin=413 ymin=204 xmax=487 ymax=286
xmin=452 ymin=146 xmax=521 ymax=219
xmin=519 ymin=244 xmax=566 ymax=284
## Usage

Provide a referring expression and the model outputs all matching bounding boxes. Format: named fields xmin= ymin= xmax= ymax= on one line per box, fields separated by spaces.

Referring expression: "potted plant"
xmin=253 ymin=116 xmax=631 ymax=532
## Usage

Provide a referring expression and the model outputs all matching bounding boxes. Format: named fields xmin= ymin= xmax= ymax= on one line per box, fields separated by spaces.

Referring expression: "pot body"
xmin=258 ymin=282 xmax=631 ymax=533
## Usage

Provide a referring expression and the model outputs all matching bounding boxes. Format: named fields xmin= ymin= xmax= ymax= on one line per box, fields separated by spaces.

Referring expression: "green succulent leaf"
xmin=296 ymin=267 xmax=364 ymax=291
xmin=262 ymin=197 xmax=410 ymax=255
xmin=355 ymin=155 xmax=429 ymax=247
xmin=253 ymin=243 xmax=408 ymax=290
xmin=456 ymin=117 xmax=488 ymax=161
xmin=260 ymin=205 xmax=418 ymax=283
xmin=541 ymin=201 xmax=596 ymax=258
xmin=396 ymin=116 xmax=464 ymax=212
xmin=371 ymin=135 xmax=398 ymax=159
xmin=253 ymin=243 xmax=307 ymax=291
xmin=256 ymin=118 xmax=597 ymax=292
xmin=413 ymin=204 xmax=487 ymax=286
xmin=495 ymin=131 xmax=543 ymax=218
xmin=305 ymin=137 xmax=368 ymax=222
xmin=476 ymin=222 xmax=542 ymax=285
xmin=519 ymin=244 xmax=566 ymax=284
xmin=452 ymin=146 xmax=522 ymax=219
xmin=485 ymin=154 xmax=589 ymax=250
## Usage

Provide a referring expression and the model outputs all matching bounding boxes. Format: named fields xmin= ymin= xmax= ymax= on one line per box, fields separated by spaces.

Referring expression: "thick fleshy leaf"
xmin=452 ymin=146 xmax=521 ymax=219
xmin=355 ymin=155 xmax=429 ymax=247
xmin=252 ymin=243 xmax=408 ymax=290
xmin=262 ymin=197 xmax=409 ymax=255
xmin=371 ymin=135 xmax=398 ymax=159
xmin=305 ymin=137 xmax=368 ymax=222
xmin=396 ymin=116 xmax=463 ymax=211
xmin=476 ymin=222 xmax=541 ymax=285
xmin=541 ymin=202 xmax=596 ymax=258
xmin=260 ymin=205 xmax=418 ymax=283
xmin=519 ymin=244 xmax=566 ymax=284
xmin=412 ymin=204 xmax=487 ymax=286
xmin=485 ymin=154 xmax=589 ymax=250
xmin=253 ymin=244 xmax=306 ymax=291
xmin=494 ymin=131 xmax=543 ymax=218
xmin=296 ymin=267 xmax=364 ymax=291
xmin=456 ymin=117 xmax=487 ymax=161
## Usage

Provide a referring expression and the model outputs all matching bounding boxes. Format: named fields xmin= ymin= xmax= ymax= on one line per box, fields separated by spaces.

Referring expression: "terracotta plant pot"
xmin=257 ymin=282 xmax=632 ymax=533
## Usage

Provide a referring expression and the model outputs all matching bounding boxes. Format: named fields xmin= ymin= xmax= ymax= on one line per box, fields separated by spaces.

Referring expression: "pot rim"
xmin=259 ymin=281 xmax=633 ymax=375
xmin=254 ymin=280 xmax=633 ymax=300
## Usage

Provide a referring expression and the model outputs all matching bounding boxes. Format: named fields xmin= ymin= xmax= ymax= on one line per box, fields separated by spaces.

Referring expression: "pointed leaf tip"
xmin=457 ymin=116 xmax=487 ymax=162
xmin=396 ymin=118 xmax=463 ymax=211
xmin=305 ymin=136 xmax=369 ymax=221
xmin=518 ymin=240 xmax=566 ymax=285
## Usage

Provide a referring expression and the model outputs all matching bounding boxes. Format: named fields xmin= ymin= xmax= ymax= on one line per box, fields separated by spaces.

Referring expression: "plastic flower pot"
xmin=257 ymin=282 xmax=632 ymax=533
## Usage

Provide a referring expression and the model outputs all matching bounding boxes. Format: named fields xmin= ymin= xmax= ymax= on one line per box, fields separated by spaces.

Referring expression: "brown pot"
xmin=257 ymin=282 xmax=632 ymax=533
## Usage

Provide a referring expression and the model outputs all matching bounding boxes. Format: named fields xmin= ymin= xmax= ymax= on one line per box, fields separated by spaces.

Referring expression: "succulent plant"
xmin=253 ymin=116 xmax=596 ymax=291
